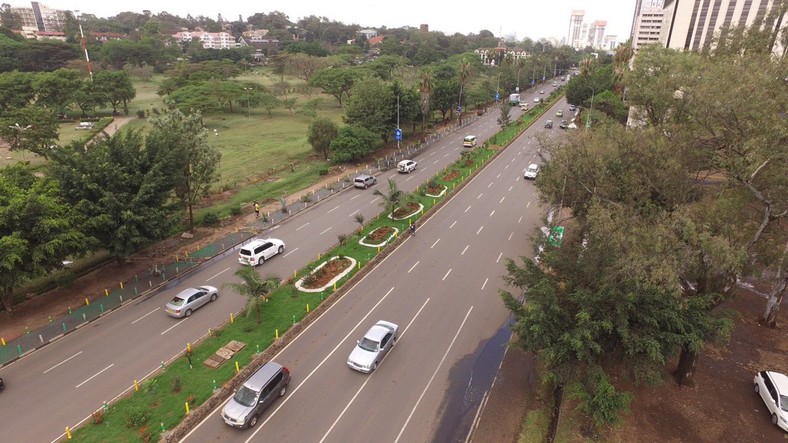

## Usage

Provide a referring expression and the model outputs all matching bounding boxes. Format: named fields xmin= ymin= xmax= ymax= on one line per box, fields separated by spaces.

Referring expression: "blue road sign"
xmin=394 ymin=128 xmax=402 ymax=141
xmin=495 ymin=92 xmax=500 ymax=102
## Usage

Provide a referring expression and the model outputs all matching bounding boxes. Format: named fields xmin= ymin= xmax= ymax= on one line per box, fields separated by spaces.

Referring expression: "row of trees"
xmin=501 ymin=34 xmax=786 ymax=438
xmin=0 ymin=110 xmax=221 ymax=313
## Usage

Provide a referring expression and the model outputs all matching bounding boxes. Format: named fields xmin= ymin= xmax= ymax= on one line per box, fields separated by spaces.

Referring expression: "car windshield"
xmin=169 ymin=297 xmax=186 ymax=307
xmin=528 ymin=166 xmax=538 ymax=172
xmin=358 ymin=337 xmax=380 ymax=352
xmin=233 ymin=385 xmax=258 ymax=407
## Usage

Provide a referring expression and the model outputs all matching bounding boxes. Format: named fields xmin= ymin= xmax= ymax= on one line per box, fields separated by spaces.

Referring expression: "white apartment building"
xmin=9 ymin=1 xmax=67 ymax=32
xmin=588 ymin=20 xmax=608 ymax=48
xmin=172 ymin=31 xmax=237 ymax=49
xmin=568 ymin=10 xmax=585 ymax=49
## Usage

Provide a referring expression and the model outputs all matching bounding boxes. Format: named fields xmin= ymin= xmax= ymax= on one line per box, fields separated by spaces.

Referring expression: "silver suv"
xmin=354 ymin=174 xmax=377 ymax=189
xmin=221 ymin=362 xmax=291 ymax=429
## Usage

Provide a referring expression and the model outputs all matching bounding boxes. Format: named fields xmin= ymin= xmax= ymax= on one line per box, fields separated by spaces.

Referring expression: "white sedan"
xmin=524 ymin=164 xmax=539 ymax=179
xmin=347 ymin=320 xmax=399 ymax=373
xmin=754 ymin=371 xmax=788 ymax=431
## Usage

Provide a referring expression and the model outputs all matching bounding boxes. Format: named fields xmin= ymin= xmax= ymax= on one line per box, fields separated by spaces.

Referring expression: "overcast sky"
xmin=30 ymin=0 xmax=635 ymax=43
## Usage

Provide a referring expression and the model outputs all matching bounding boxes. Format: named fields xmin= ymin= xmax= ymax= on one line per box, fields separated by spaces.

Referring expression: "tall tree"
xmin=309 ymin=66 xmax=360 ymax=107
xmin=418 ymin=68 xmax=434 ymax=130
xmin=145 ymin=109 xmax=221 ymax=230
xmin=94 ymin=70 xmax=136 ymax=115
xmin=307 ymin=116 xmax=339 ymax=160
xmin=0 ymin=104 xmax=59 ymax=159
xmin=0 ymin=164 xmax=91 ymax=313
xmin=224 ymin=266 xmax=280 ymax=325
xmin=343 ymin=77 xmax=394 ymax=142
xmin=31 ymin=68 xmax=81 ymax=115
xmin=49 ymin=130 xmax=179 ymax=263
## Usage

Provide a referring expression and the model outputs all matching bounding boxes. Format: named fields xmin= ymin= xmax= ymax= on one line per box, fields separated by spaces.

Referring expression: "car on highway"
xmin=463 ymin=135 xmax=477 ymax=147
xmin=164 ymin=285 xmax=219 ymax=318
xmin=397 ymin=159 xmax=417 ymax=173
xmin=754 ymin=370 xmax=788 ymax=431
xmin=544 ymin=120 xmax=553 ymax=129
xmin=556 ymin=110 xmax=563 ymax=117
xmin=539 ymin=90 xmax=544 ymax=94
xmin=569 ymin=105 xmax=577 ymax=111
xmin=347 ymin=320 xmax=399 ymax=373
xmin=353 ymin=174 xmax=377 ymax=189
xmin=559 ymin=120 xmax=569 ymax=129
xmin=239 ymin=238 xmax=285 ymax=266
xmin=221 ymin=361 xmax=291 ymax=429
xmin=533 ymin=97 xmax=541 ymax=103
xmin=524 ymin=164 xmax=539 ymax=179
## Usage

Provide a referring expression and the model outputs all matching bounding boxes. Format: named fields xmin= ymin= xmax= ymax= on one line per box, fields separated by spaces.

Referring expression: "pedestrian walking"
xmin=410 ymin=222 xmax=416 ymax=236
xmin=254 ymin=201 xmax=260 ymax=218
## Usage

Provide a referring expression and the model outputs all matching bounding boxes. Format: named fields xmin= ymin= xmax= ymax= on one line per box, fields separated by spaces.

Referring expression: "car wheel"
xmin=184 ymin=309 xmax=192 ymax=317
xmin=279 ymin=385 xmax=287 ymax=397
xmin=371 ymin=362 xmax=378 ymax=372
xmin=754 ymin=383 xmax=760 ymax=394
xmin=258 ymin=256 xmax=265 ymax=265
xmin=210 ymin=293 xmax=217 ymax=302
xmin=773 ymin=413 xmax=779 ymax=425
xmin=248 ymin=414 xmax=258 ymax=428
xmin=278 ymin=246 xmax=284 ymax=254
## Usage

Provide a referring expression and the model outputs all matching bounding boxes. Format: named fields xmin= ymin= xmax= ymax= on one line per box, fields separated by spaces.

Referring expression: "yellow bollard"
xmin=357 ymin=262 xmax=361 ymax=270
xmin=230 ymin=313 xmax=234 ymax=323
xmin=134 ymin=380 xmax=139 ymax=391
xmin=333 ymin=282 xmax=337 ymax=291
xmin=85 ymin=298 xmax=89 ymax=306
xmin=318 ymin=253 xmax=321 ymax=260
xmin=306 ymin=304 xmax=310 ymax=313
xmin=105 ymin=288 xmax=109 ymax=296
xmin=294 ymin=270 xmax=297 ymax=279
xmin=235 ymin=361 xmax=240 ymax=373
xmin=65 ymin=427 xmax=72 ymax=440
xmin=120 ymin=281 xmax=124 ymax=289
xmin=377 ymin=246 xmax=381 ymax=253
xmin=185 ymin=402 xmax=190 ymax=415
xmin=275 ymin=329 xmax=279 ymax=339
xmin=1 ymin=338 xmax=5 ymax=346
xmin=187 ymin=343 xmax=192 ymax=353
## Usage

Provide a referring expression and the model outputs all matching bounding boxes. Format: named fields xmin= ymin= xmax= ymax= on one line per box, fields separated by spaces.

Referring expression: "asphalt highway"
xmin=0 ymin=84 xmax=566 ymax=443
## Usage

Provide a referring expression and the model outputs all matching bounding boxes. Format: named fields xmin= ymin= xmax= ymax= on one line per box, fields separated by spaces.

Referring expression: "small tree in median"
xmin=225 ymin=266 xmax=280 ymax=325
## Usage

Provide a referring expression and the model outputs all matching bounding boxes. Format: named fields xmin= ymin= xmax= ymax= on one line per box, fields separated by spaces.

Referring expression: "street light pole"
xmin=396 ymin=94 xmax=401 ymax=150
xmin=243 ymin=87 xmax=253 ymax=117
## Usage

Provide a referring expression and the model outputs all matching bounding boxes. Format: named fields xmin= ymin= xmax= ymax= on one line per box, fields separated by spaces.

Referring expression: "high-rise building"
xmin=589 ymin=20 xmax=607 ymax=48
xmin=630 ymin=0 xmax=666 ymax=39
xmin=663 ymin=0 xmax=787 ymax=54
xmin=632 ymin=6 xmax=670 ymax=50
xmin=568 ymin=10 xmax=585 ymax=49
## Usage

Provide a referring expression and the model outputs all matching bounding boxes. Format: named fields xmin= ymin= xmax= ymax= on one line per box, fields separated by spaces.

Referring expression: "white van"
xmin=463 ymin=135 xmax=477 ymax=147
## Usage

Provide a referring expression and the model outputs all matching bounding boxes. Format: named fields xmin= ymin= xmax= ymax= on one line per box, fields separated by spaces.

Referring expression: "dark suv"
xmin=221 ymin=362 xmax=291 ymax=429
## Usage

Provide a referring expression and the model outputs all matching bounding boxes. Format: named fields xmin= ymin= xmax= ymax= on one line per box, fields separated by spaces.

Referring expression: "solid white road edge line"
xmin=394 ymin=306 xmax=474 ymax=443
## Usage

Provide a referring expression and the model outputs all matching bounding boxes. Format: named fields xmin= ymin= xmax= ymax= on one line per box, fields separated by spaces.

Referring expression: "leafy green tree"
xmin=72 ymin=80 xmax=107 ymax=117
xmin=328 ymin=124 xmax=380 ymax=163
xmin=145 ymin=110 xmax=221 ymax=229
xmin=431 ymin=78 xmax=460 ymax=122
xmin=0 ymin=104 xmax=59 ymax=159
xmin=286 ymin=53 xmax=329 ymax=82
xmin=49 ymin=130 xmax=179 ymax=263
xmin=224 ymin=267 xmax=280 ymax=325
xmin=307 ymin=116 xmax=339 ymax=160
xmin=0 ymin=164 xmax=91 ymax=312
xmin=94 ymin=70 xmax=136 ymax=114
xmin=164 ymin=83 xmax=222 ymax=115
xmin=343 ymin=77 xmax=394 ymax=142
xmin=32 ymin=68 xmax=81 ymax=115
xmin=258 ymin=92 xmax=280 ymax=116
xmin=0 ymin=71 xmax=35 ymax=115
xmin=309 ymin=66 xmax=361 ymax=107
xmin=590 ymin=90 xmax=627 ymax=124
xmin=418 ymin=69 xmax=434 ymax=129
xmin=496 ymin=101 xmax=511 ymax=128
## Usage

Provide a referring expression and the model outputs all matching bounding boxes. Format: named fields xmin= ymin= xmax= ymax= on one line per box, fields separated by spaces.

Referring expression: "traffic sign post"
xmin=394 ymin=128 xmax=402 ymax=149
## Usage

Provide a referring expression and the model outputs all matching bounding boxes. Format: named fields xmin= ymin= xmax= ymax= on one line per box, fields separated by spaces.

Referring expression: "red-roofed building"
xmin=368 ymin=36 xmax=384 ymax=45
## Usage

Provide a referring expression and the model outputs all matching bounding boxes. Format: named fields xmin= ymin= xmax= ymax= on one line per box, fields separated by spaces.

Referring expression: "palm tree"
xmin=419 ymin=69 xmax=434 ymax=131
xmin=373 ymin=178 xmax=403 ymax=215
xmin=225 ymin=266 xmax=280 ymax=325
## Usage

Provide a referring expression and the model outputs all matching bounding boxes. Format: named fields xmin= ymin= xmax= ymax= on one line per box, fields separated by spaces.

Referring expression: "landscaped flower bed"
xmin=442 ymin=170 xmax=461 ymax=181
xmin=359 ymin=226 xmax=399 ymax=247
xmin=295 ymin=256 xmax=357 ymax=293
xmin=389 ymin=202 xmax=423 ymax=220
xmin=424 ymin=183 xmax=447 ymax=197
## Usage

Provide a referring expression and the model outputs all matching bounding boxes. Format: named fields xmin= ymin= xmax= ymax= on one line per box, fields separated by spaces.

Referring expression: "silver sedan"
xmin=347 ymin=320 xmax=399 ymax=373
xmin=164 ymin=286 xmax=219 ymax=318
